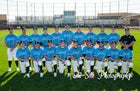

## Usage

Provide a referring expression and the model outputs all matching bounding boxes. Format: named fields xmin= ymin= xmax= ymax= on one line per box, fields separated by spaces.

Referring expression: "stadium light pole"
xmin=7 ymin=0 xmax=9 ymax=26
xmin=16 ymin=1 xmax=19 ymax=25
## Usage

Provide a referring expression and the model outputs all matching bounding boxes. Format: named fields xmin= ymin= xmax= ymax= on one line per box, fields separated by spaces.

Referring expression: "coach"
xmin=119 ymin=28 xmax=136 ymax=51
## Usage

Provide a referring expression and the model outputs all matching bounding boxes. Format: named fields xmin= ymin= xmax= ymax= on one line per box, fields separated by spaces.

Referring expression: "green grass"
xmin=0 ymin=28 xmax=140 ymax=91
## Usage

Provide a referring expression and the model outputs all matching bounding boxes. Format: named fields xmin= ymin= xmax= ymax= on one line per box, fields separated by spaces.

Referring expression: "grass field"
xmin=0 ymin=28 xmax=140 ymax=91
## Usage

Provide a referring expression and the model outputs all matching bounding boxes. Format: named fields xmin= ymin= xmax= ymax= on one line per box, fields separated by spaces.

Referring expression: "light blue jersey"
xmin=51 ymin=33 xmax=62 ymax=46
xmin=94 ymin=48 xmax=108 ymax=61
xmin=62 ymin=30 xmax=73 ymax=45
xmin=5 ymin=34 xmax=18 ymax=48
xmin=120 ymin=49 xmax=133 ymax=61
xmin=96 ymin=33 xmax=108 ymax=45
xmin=29 ymin=34 xmax=41 ymax=47
xmin=107 ymin=48 xmax=120 ymax=61
xmin=40 ymin=34 xmax=50 ymax=47
xmin=73 ymin=32 xmax=85 ymax=45
xmin=16 ymin=48 xmax=30 ymax=61
xmin=30 ymin=48 xmax=43 ymax=61
xmin=82 ymin=46 xmax=95 ymax=58
xmin=108 ymin=33 xmax=120 ymax=44
xmin=56 ymin=47 xmax=68 ymax=60
xmin=69 ymin=47 xmax=82 ymax=59
xmin=44 ymin=46 xmax=56 ymax=61
xmin=85 ymin=32 xmax=96 ymax=44
xmin=18 ymin=34 xmax=29 ymax=47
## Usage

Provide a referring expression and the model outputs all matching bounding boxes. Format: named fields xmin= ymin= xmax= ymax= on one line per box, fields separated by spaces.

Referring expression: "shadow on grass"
xmin=0 ymin=71 xmax=140 ymax=91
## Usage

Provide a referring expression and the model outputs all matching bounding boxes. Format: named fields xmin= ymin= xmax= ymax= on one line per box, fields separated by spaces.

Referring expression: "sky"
xmin=0 ymin=0 xmax=140 ymax=21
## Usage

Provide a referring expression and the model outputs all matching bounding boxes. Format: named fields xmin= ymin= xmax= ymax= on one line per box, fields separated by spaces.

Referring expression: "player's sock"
xmin=67 ymin=65 xmax=71 ymax=73
xmin=104 ymin=66 xmax=108 ymax=72
xmin=29 ymin=59 xmax=31 ymax=66
xmin=118 ymin=66 xmax=122 ymax=73
xmin=128 ymin=67 xmax=133 ymax=73
xmin=26 ymin=66 xmax=29 ymax=73
xmin=54 ymin=65 xmax=57 ymax=72
xmin=39 ymin=65 xmax=43 ymax=73
xmin=79 ymin=64 xmax=82 ymax=73
xmin=90 ymin=65 xmax=94 ymax=72
xmin=43 ymin=61 xmax=46 ymax=67
xmin=8 ymin=61 xmax=12 ymax=67
xmin=15 ymin=60 xmax=19 ymax=67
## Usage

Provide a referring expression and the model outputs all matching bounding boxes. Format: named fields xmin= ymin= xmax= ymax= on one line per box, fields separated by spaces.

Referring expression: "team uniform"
xmin=44 ymin=46 xmax=56 ymax=72
xmin=29 ymin=34 xmax=41 ymax=47
xmin=94 ymin=47 xmax=108 ymax=76
xmin=107 ymin=48 xmax=121 ymax=74
xmin=108 ymin=33 xmax=120 ymax=48
xmin=16 ymin=47 xmax=30 ymax=74
xmin=85 ymin=32 xmax=96 ymax=47
xmin=61 ymin=30 xmax=73 ymax=49
xmin=96 ymin=33 xmax=108 ymax=48
xmin=69 ymin=46 xmax=83 ymax=74
xmin=5 ymin=32 xmax=19 ymax=71
xmin=51 ymin=32 xmax=62 ymax=47
xmin=82 ymin=46 xmax=95 ymax=73
xmin=30 ymin=47 xmax=43 ymax=75
xmin=18 ymin=34 xmax=29 ymax=47
xmin=73 ymin=31 xmax=85 ymax=49
xmin=55 ymin=46 xmax=70 ymax=74
xmin=120 ymin=48 xmax=133 ymax=75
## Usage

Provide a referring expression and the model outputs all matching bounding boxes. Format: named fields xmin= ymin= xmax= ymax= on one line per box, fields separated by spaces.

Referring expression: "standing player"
xmin=94 ymin=41 xmax=108 ymax=78
xmin=29 ymin=26 xmax=41 ymax=48
xmin=55 ymin=40 xmax=71 ymax=77
xmin=82 ymin=40 xmax=95 ymax=76
xmin=51 ymin=26 xmax=62 ymax=47
xmin=96 ymin=26 xmax=108 ymax=48
xmin=69 ymin=40 xmax=83 ymax=76
xmin=108 ymin=26 xmax=120 ymax=48
xmin=40 ymin=26 xmax=51 ymax=70
xmin=119 ymin=28 xmax=136 ymax=51
xmin=44 ymin=40 xmax=57 ymax=77
xmin=120 ymin=42 xmax=133 ymax=80
xmin=5 ymin=27 xmax=19 ymax=72
xmin=61 ymin=24 xmax=73 ymax=49
xmin=30 ymin=42 xmax=44 ymax=78
xmin=18 ymin=26 xmax=29 ymax=47
xmin=107 ymin=41 xmax=122 ymax=79
xmin=85 ymin=26 xmax=96 ymax=48
xmin=16 ymin=41 xmax=30 ymax=78
xmin=73 ymin=25 xmax=85 ymax=49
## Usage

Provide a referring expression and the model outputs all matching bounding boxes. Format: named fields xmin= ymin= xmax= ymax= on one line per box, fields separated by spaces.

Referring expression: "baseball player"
xmin=55 ymin=40 xmax=71 ymax=77
xmin=96 ymin=26 xmax=108 ymax=48
xmin=107 ymin=41 xmax=122 ymax=79
xmin=85 ymin=26 xmax=96 ymax=48
xmin=5 ymin=27 xmax=19 ymax=72
xmin=108 ymin=26 xmax=120 ymax=48
xmin=82 ymin=40 xmax=95 ymax=76
xmin=69 ymin=40 xmax=83 ymax=76
xmin=30 ymin=42 xmax=44 ymax=78
xmin=120 ymin=42 xmax=133 ymax=79
xmin=61 ymin=24 xmax=74 ymax=49
xmin=40 ymin=26 xmax=51 ymax=70
xmin=44 ymin=40 xmax=57 ymax=77
xmin=16 ymin=41 xmax=30 ymax=78
xmin=73 ymin=25 xmax=85 ymax=49
xmin=29 ymin=26 xmax=41 ymax=48
xmin=51 ymin=26 xmax=62 ymax=47
xmin=94 ymin=41 xmax=108 ymax=78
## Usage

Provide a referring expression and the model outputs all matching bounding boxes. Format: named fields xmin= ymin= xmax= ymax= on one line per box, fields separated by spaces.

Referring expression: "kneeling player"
xmin=31 ymin=42 xmax=44 ymax=78
xmin=44 ymin=40 xmax=57 ymax=77
xmin=16 ymin=41 xmax=30 ymax=78
xmin=94 ymin=41 xmax=108 ymax=78
xmin=82 ymin=40 xmax=95 ymax=77
xmin=70 ymin=40 xmax=83 ymax=76
xmin=120 ymin=42 xmax=133 ymax=79
xmin=107 ymin=41 xmax=122 ymax=79
xmin=55 ymin=40 xmax=71 ymax=77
